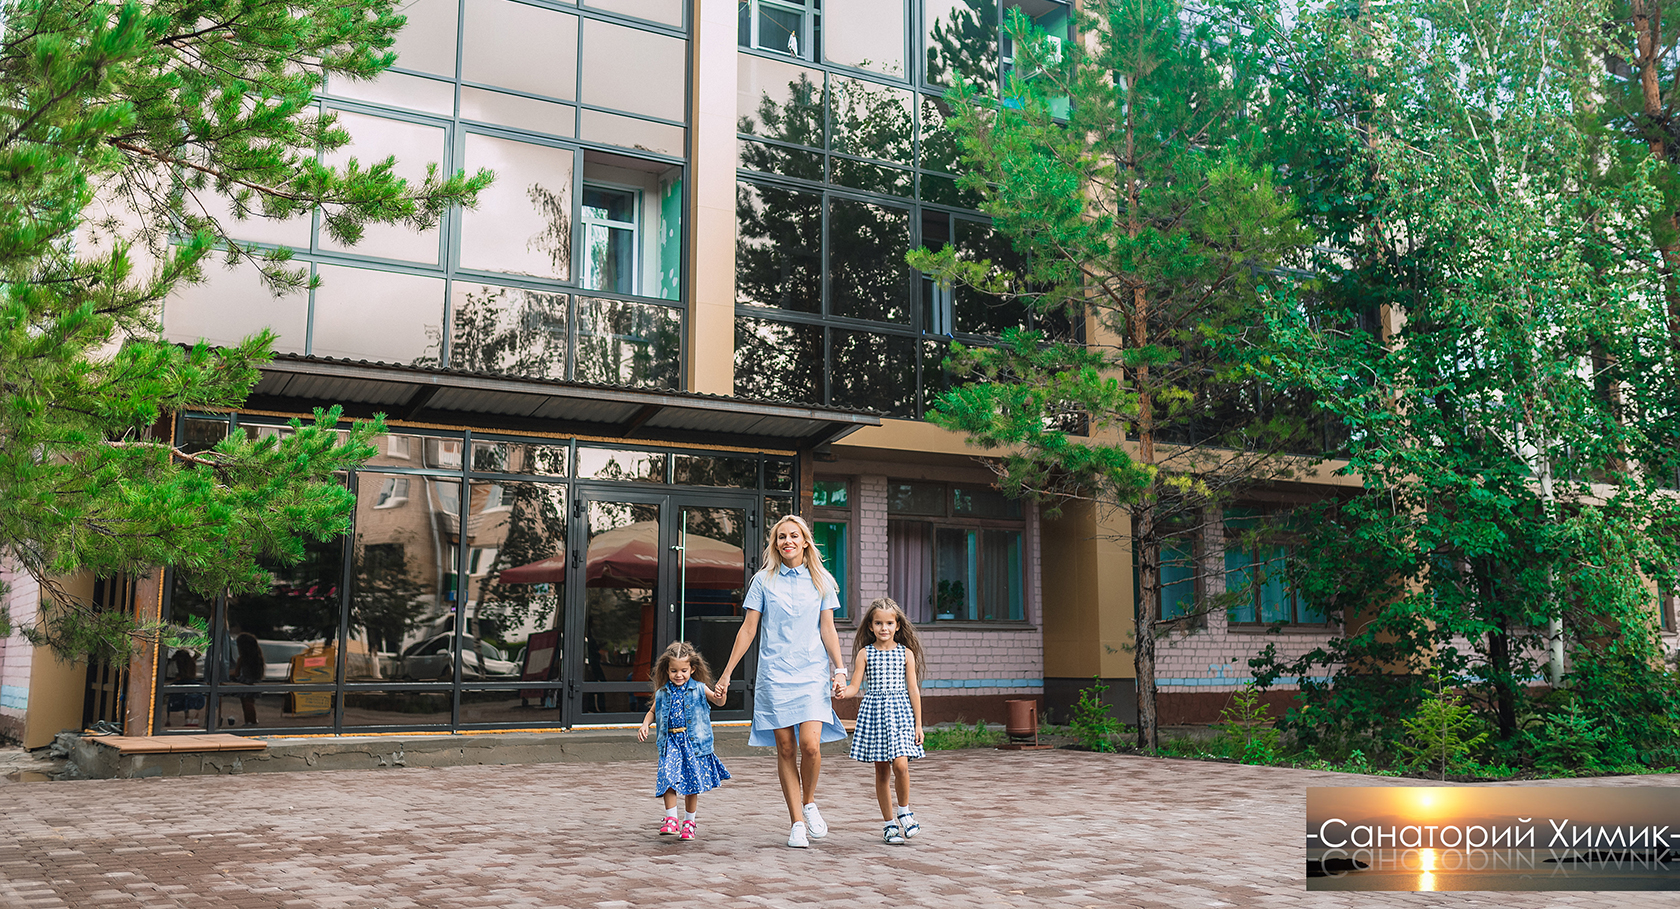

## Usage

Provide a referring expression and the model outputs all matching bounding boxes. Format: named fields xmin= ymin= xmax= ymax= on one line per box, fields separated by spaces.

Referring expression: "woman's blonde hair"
xmin=758 ymin=514 xmax=838 ymax=599
xmin=852 ymin=597 xmax=925 ymax=682
xmin=650 ymin=640 xmax=713 ymax=692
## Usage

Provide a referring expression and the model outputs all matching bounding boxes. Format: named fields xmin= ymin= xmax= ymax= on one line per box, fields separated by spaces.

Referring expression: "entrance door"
xmin=563 ymin=489 xmax=757 ymax=726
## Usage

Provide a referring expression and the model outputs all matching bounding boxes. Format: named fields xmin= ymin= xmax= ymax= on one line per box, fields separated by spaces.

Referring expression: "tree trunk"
xmin=1632 ymin=1 xmax=1680 ymax=346
xmin=1122 ymin=74 xmax=1160 ymax=753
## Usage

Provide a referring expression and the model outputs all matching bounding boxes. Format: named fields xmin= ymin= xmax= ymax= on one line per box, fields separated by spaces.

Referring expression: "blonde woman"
xmin=714 ymin=514 xmax=848 ymax=848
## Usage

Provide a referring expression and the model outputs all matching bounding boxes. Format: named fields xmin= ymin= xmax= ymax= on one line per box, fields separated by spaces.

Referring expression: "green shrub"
xmin=1396 ymin=686 xmax=1488 ymax=779
xmin=923 ymin=721 xmax=1005 ymax=750
xmin=1211 ymin=686 xmax=1281 ymax=764
xmin=1070 ymin=676 xmax=1125 ymax=752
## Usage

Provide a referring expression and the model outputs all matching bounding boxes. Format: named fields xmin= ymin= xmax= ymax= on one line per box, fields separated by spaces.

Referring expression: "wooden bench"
xmin=91 ymin=734 xmax=268 ymax=755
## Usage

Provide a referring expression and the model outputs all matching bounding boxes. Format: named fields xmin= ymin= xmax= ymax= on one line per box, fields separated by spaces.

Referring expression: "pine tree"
xmin=0 ymin=0 xmax=490 ymax=659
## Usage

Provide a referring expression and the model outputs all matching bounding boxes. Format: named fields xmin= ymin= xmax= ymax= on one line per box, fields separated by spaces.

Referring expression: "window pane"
xmin=888 ymin=481 xmax=943 ymax=515
xmin=327 ymin=70 xmax=456 ymax=116
xmin=824 ymin=0 xmax=905 ymax=75
xmin=814 ymin=521 xmax=849 ymax=617
xmin=585 ymin=0 xmax=683 ymax=27
xmin=812 ymin=479 xmax=849 ymax=508
xmin=461 ymin=0 xmax=578 ymax=100
xmin=829 ymin=76 xmax=913 ymax=166
xmin=448 ymin=283 xmax=568 ymax=379
xmin=1258 ymin=545 xmax=1290 ymax=623
xmin=917 ymin=95 xmax=961 ymax=174
xmin=738 ymin=54 xmax=825 ymax=146
xmin=918 ymin=171 xmax=983 ymax=210
xmin=673 ymin=454 xmax=759 ymax=487
xmin=311 ymin=265 xmax=445 ymax=365
xmin=766 ymin=458 xmax=795 ymax=491
xmin=830 ymin=329 xmax=916 ymax=416
xmin=163 ymin=258 xmax=307 ymax=354
xmin=390 ymin=0 xmax=460 ymax=77
xmin=574 ymin=297 xmax=682 ymax=389
xmin=830 ymin=158 xmax=912 ymax=197
xmin=953 ymin=218 xmax=1029 ymax=335
xmin=1224 ymin=545 xmax=1256 ymax=624
xmin=1160 ymin=540 xmax=1195 ymax=620
xmin=578 ymin=109 xmax=687 ymax=157
xmin=470 ymin=440 xmax=570 ymax=476
xmin=581 ymin=186 xmax=638 ymax=295
xmin=734 ymin=317 xmax=822 ymax=404
xmin=739 ymin=138 xmax=824 ymax=180
xmin=982 ymin=529 xmax=1022 ymax=621
xmin=758 ymin=4 xmax=806 ymax=56
xmin=952 ymin=485 xmax=1020 ymax=519
xmin=656 ymin=173 xmax=683 ymax=301
xmin=365 ymin=432 xmax=426 ymax=469
xmin=828 ymin=198 xmax=912 ymax=322
xmin=577 ymin=448 xmax=667 ymax=482
xmin=352 ymin=475 xmax=463 ymax=679
xmin=458 ymin=135 xmax=574 ymax=280
xmin=924 ymin=0 xmax=999 ymax=90
xmin=580 ymin=18 xmax=687 ymax=122
xmin=736 ymin=181 xmax=822 ymax=312
xmin=934 ymin=526 xmax=977 ymax=620
xmin=460 ymin=87 xmax=576 ymax=136
xmin=180 ymin=416 xmax=230 ymax=454
xmin=465 ymin=481 xmax=568 ymax=666
xmin=319 ymin=111 xmax=446 ymax=263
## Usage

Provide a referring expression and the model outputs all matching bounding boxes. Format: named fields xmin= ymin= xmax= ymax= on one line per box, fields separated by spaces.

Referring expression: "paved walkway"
xmin=2 ymin=749 xmax=1677 ymax=908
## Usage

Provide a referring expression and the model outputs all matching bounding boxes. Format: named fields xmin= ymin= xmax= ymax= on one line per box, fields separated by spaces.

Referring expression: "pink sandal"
xmin=679 ymin=819 xmax=697 ymax=841
xmin=659 ymin=816 xmax=680 ymax=835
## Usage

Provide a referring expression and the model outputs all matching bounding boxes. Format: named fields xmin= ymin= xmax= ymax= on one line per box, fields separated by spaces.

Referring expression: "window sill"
xmin=1225 ymin=623 xmax=1337 ymax=634
xmin=916 ymin=621 xmax=1038 ymax=632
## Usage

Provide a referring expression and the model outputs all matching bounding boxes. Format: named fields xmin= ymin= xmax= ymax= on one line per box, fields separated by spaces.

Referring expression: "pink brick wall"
xmin=1 ymin=558 xmax=40 ymax=732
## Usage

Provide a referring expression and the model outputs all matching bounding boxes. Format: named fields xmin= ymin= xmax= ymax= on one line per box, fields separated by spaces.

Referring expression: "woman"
xmin=714 ymin=514 xmax=848 ymax=848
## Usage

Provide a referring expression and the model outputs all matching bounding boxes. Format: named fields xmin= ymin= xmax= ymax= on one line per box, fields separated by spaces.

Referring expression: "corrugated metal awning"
xmin=247 ymin=355 xmax=881 ymax=451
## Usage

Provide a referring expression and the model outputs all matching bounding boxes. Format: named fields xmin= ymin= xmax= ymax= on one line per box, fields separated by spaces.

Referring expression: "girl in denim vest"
xmin=638 ymin=641 xmax=730 ymax=840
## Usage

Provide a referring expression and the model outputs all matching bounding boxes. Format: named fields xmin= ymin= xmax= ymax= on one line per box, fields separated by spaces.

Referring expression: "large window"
xmin=1223 ymin=509 xmax=1326 ymax=626
xmin=812 ymin=479 xmax=851 ymax=618
xmin=886 ymin=480 xmax=1024 ymax=623
xmin=163 ymin=1 xmax=689 ymax=391
xmin=740 ymin=0 xmax=820 ymax=60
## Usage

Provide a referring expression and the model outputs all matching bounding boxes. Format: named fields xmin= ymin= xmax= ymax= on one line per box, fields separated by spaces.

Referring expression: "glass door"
xmin=673 ymin=496 xmax=756 ymax=717
xmin=567 ymin=491 xmax=667 ymax=724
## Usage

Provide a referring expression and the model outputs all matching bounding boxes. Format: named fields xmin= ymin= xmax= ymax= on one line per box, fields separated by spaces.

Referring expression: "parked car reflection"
xmin=256 ymin=640 xmax=313 ymax=681
xmin=399 ymin=634 xmax=519 ymax=680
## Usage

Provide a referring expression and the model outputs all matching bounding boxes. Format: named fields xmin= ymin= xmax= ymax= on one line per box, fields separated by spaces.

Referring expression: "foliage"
xmin=1396 ymin=681 xmax=1490 ymax=780
xmin=923 ymin=721 xmax=1006 ymax=750
xmin=0 ymin=0 xmax=489 ymax=660
xmin=1068 ymin=676 xmax=1126 ymax=752
xmin=1249 ymin=0 xmax=1680 ymax=765
xmin=912 ymin=0 xmax=1313 ymax=752
xmin=1210 ymin=686 xmax=1281 ymax=764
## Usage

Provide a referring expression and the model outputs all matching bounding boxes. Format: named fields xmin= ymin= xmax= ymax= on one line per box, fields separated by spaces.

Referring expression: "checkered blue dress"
xmin=849 ymin=644 xmax=923 ymax=763
xmin=655 ymin=684 xmax=730 ymax=797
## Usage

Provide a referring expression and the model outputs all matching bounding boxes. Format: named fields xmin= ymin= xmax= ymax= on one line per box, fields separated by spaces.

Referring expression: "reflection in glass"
xmin=578 ymin=448 xmax=668 ymax=483
xmin=953 ymin=218 xmax=1029 ymax=335
xmin=935 ymin=526 xmax=976 ymax=620
xmin=766 ymin=458 xmax=795 ymax=491
xmin=917 ymin=95 xmax=961 ymax=174
xmin=953 ymin=485 xmax=1022 ymax=519
xmin=924 ymin=0 xmax=1000 ymax=91
xmin=327 ymin=70 xmax=456 ymax=116
xmin=813 ymin=519 xmax=848 ymax=617
xmin=673 ymin=454 xmax=758 ymax=487
xmin=918 ymin=171 xmax=983 ymax=210
xmin=319 ymin=111 xmax=446 ymax=263
xmin=823 ymin=0 xmax=906 ymax=76
xmin=680 ymin=505 xmax=749 ymax=711
xmin=163 ymin=257 xmax=307 ymax=355
xmin=830 ymin=329 xmax=916 ymax=416
xmin=218 ymin=537 xmax=348 ymax=724
xmin=831 ymin=158 xmax=912 ymax=197
xmin=574 ymin=297 xmax=682 ymax=390
xmin=743 ymin=0 xmax=812 ymax=58
xmin=310 ymin=265 xmax=445 ymax=365
xmin=341 ymin=689 xmax=453 ymax=727
xmin=460 ymin=87 xmax=575 ymax=136
xmin=738 ymin=138 xmax=823 ymax=181
xmin=581 ymin=186 xmax=638 ymax=295
xmin=470 ymin=440 xmax=569 ymax=476
xmin=457 ymin=687 xmax=561 ymax=725
xmin=578 ymin=110 xmax=686 ymax=158
xmin=828 ymin=198 xmax=912 ymax=323
xmin=736 ymin=181 xmax=822 ymax=313
xmin=353 ymin=472 xmax=461 ymax=670
xmin=888 ymin=481 xmax=943 ymax=514
xmin=583 ymin=499 xmax=662 ymax=714
xmin=737 ymin=54 xmax=824 ymax=147
xmin=586 ymin=0 xmax=684 ymax=26
xmin=829 ymin=76 xmax=913 ymax=166
xmin=389 ymin=0 xmax=460 ymax=77
xmin=458 ymin=134 xmax=574 ymax=280
xmin=734 ymin=317 xmax=822 ymax=405
xmin=447 ymin=283 xmax=567 ymax=379
xmin=461 ymin=0 xmax=578 ymax=100
xmin=180 ymin=417 xmax=229 ymax=454
xmin=579 ymin=18 xmax=687 ymax=122
xmin=464 ymin=481 xmax=567 ymax=696
xmin=160 ymin=571 xmax=216 ymax=729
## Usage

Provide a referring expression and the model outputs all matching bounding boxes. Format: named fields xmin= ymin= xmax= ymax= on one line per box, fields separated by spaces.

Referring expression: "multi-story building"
xmin=22 ymin=0 xmax=1649 ymax=747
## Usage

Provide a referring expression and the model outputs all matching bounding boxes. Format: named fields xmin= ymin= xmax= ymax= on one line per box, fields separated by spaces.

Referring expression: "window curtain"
xmin=888 ymin=520 xmax=932 ymax=624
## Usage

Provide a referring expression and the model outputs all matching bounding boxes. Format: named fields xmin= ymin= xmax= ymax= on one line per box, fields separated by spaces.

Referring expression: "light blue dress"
xmin=742 ymin=563 xmax=848 ymax=748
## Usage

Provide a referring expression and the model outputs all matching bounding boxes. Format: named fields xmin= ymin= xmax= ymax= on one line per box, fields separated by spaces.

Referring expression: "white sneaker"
xmin=802 ymin=802 xmax=828 ymax=839
xmin=787 ymin=821 xmax=809 ymax=848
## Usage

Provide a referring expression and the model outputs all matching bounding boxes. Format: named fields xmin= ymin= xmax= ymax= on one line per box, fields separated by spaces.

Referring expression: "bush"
xmin=1396 ymin=686 xmax=1488 ymax=779
xmin=923 ymin=721 xmax=1005 ymax=750
xmin=1070 ymin=676 xmax=1125 ymax=752
xmin=1211 ymin=686 xmax=1281 ymax=764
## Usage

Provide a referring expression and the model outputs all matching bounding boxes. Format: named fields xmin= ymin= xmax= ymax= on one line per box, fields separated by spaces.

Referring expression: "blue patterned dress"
xmin=849 ymin=644 xmax=924 ymax=763
xmin=655 ymin=682 xmax=731 ymax=797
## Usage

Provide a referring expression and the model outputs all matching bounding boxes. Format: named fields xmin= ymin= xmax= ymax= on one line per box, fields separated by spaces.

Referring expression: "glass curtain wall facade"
xmin=733 ymin=0 xmax=1073 ymax=417
xmin=156 ymin=413 xmax=796 ymax=733
xmin=162 ymin=0 xmax=690 ymax=391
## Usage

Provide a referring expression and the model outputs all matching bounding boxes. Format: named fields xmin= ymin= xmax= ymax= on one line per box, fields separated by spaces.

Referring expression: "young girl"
xmin=838 ymin=598 xmax=926 ymax=845
xmin=638 ymin=641 xmax=731 ymax=841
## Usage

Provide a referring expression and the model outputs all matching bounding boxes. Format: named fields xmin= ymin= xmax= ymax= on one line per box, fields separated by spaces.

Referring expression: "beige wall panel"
xmin=24 ymin=574 xmax=95 ymax=749
xmin=688 ymin=0 xmax=737 ymax=394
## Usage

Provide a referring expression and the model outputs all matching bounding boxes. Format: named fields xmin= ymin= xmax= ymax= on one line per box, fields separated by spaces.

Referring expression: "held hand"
xmin=713 ymin=677 xmax=730 ymax=700
xmin=637 ymin=722 xmax=652 ymax=743
xmin=831 ymin=676 xmax=846 ymax=698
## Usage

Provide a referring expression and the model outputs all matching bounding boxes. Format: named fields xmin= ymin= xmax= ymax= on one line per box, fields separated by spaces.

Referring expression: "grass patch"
xmin=923 ymin=721 xmax=1007 ymax=750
